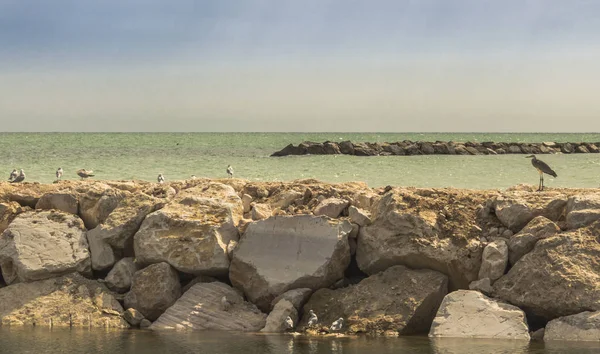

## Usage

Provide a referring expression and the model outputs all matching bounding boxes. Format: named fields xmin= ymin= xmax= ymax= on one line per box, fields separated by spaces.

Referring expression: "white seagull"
xmin=157 ymin=174 xmax=165 ymax=183
xmin=8 ymin=169 xmax=17 ymax=181
xmin=307 ymin=310 xmax=318 ymax=327
xmin=330 ymin=318 xmax=344 ymax=332
xmin=226 ymin=165 xmax=234 ymax=178
xmin=56 ymin=167 xmax=64 ymax=180
xmin=284 ymin=316 xmax=294 ymax=330
xmin=10 ymin=169 xmax=25 ymax=183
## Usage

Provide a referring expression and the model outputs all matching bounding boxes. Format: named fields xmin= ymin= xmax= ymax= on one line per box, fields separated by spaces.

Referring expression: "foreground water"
xmin=1 ymin=133 xmax=599 ymax=189
xmin=1 ymin=328 xmax=599 ymax=354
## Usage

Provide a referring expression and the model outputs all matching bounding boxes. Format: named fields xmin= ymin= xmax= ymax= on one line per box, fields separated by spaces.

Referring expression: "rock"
xmin=566 ymin=195 xmax=600 ymax=229
xmin=468 ymin=278 xmax=493 ymax=296
xmin=323 ymin=142 xmax=341 ymax=155
xmin=181 ymin=275 xmax=219 ymax=294
xmin=545 ymin=311 xmax=600 ymax=341
xmin=134 ymin=185 xmax=241 ymax=276
xmin=270 ymin=143 xmax=306 ymax=157
xmin=0 ymin=202 xmax=22 ymax=234
xmin=35 ymin=193 xmax=78 ymax=215
xmin=300 ymin=265 xmax=448 ymax=335
xmin=507 ymin=216 xmax=560 ymax=265
xmin=79 ymin=186 xmax=123 ymax=229
xmin=313 ymin=198 xmax=349 ymax=218
xmin=251 ymin=203 xmax=272 ymax=220
xmin=478 ymin=240 xmax=508 ymax=281
xmin=493 ymin=197 xmax=567 ymax=232
xmin=226 ymin=240 xmax=238 ymax=260
xmin=124 ymin=262 xmax=181 ymax=321
xmin=140 ymin=319 xmax=152 ymax=328
xmin=531 ymin=328 xmax=545 ymax=341
xmin=348 ymin=238 xmax=357 ymax=256
xmin=348 ymin=206 xmax=371 ymax=226
xmin=241 ymin=194 xmax=252 ymax=213
xmin=261 ymin=299 xmax=298 ymax=332
xmin=87 ymin=232 xmax=116 ymax=271
xmin=270 ymin=191 xmax=302 ymax=210
xmin=429 ymin=290 xmax=530 ymax=340
xmin=229 ymin=215 xmax=351 ymax=312
xmin=0 ymin=211 xmax=91 ymax=284
xmin=0 ymin=273 xmax=129 ymax=327
xmin=338 ymin=141 xmax=355 ymax=155
xmin=150 ymin=282 xmax=266 ymax=331
xmin=349 ymin=223 xmax=359 ymax=239
xmin=493 ymin=222 xmax=600 ymax=320
xmin=105 ymin=257 xmax=138 ymax=293
xmin=123 ymin=308 xmax=145 ymax=327
xmin=270 ymin=288 xmax=313 ymax=311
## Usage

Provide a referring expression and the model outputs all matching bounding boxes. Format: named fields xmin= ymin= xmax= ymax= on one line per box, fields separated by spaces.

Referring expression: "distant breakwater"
xmin=270 ymin=141 xmax=600 ymax=157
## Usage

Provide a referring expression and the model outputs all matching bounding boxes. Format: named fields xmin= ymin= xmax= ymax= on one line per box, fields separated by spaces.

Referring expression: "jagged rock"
xmin=566 ymin=195 xmax=600 ymax=229
xmin=270 ymin=191 xmax=302 ymax=210
xmin=493 ymin=196 xmax=567 ymax=232
xmin=323 ymin=142 xmax=341 ymax=155
xmin=429 ymin=290 xmax=530 ymax=339
xmin=270 ymin=288 xmax=313 ymax=311
xmin=338 ymin=141 xmax=354 ymax=155
xmin=241 ymin=194 xmax=253 ymax=213
xmin=507 ymin=216 xmax=560 ymax=265
xmin=35 ymin=193 xmax=78 ymax=215
xmin=123 ymin=308 xmax=145 ymax=327
xmin=0 ymin=211 xmax=91 ymax=284
xmin=124 ymin=262 xmax=181 ymax=321
xmin=0 ymin=202 xmax=22 ymax=234
xmin=140 ymin=319 xmax=151 ymax=328
xmin=313 ymin=198 xmax=349 ymax=218
xmin=545 ymin=311 xmax=600 ymax=341
xmin=349 ymin=223 xmax=359 ymax=239
xmin=79 ymin=185 xmax=123 ymax=229
xmin=478 ymin=240 xmax=508 ymax=281
xmin=229 ymin=215 xmax=351 ymax=312
xmin=134 ymin=184 xmax=241 ymax=276
xmin=105 ymin=257 xmax=138 ymax=293
xmin=300 ymin=265 xmax=448 ymax=335
xmin=493 ymin=222 xmax=600 ymax=320
xmin=251 ymin=203 xmax=272 ymax=220
xmin=150 ymin=282 xmax=266 ymax=331
xmin=349 ymin=238 xmax=357 ymax=256
xmin=261 ymin=299 xmax=298 ymax=332
xmin=0 ymin=273 xmax=129 ymax=327
xmin=468 ymin=278 xmax=493 ymax=296
xmin=87 ymin=233 xmax=116 ymax=271
xmin=348 ymin=206 xmax=371 ymax=226
xmin=270 ymin=143 xmax=307 ymax=157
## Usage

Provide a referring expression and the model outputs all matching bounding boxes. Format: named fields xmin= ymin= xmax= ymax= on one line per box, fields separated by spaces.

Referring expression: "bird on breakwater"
xmin=221 ymin=296 xmax=232 ymax=311
xmin=307 ymin=310 xmax=318 ymax=327
xmin=190 ymin=175 xmax=197 ymax=180
xmin=330 ymin=318 xmax=344 ymax=332
xmin=226 ymin=165 xmax=234 ymax=178
xmin=157 ymin=174 xmax=165 ymax=183
xmin=284 ymin=316 xmax=294 ymax=331
xmin=56 ymin=167 xmax=63 ymax=181
xmin=526 ymin=155 xmax=557 ymax=191
xmin=10 ymin=169 xmax=25 ymax=183
xmin=8 ymin=169 xmax=17 ymax=181
xmin=77 ymin=169 xmax=95 ymax=180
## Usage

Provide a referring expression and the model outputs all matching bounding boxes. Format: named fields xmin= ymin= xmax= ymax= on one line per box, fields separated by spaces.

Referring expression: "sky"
xmin=1 ymin=0 xmax=600 ymax=132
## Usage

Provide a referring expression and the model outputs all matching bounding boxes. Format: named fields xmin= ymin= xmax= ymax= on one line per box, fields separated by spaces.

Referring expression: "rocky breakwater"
xmin=1 ymin=179 xmax=600 ymax=342
xmin=271 ymin=140 xmax=600 ymax=156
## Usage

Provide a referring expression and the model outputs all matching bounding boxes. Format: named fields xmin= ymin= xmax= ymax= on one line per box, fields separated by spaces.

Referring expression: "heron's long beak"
xmin=525 ymin=155 xmax=534 ymax=158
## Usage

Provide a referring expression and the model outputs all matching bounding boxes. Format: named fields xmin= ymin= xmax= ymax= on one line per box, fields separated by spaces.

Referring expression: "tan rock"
xmin=478 ymin=240 xmax=508 ymax=281
xmin=270 ymin=288 xmax=312 ymax=311
xmin=123 ymin=308 xmax=145 ymax=327
xmin=493 ymin=196 xmax=566 ymax=232
xmin=261 ymin=299 xmax=297 ymax=332
xmin=545 ymin=311 xmax=600 ymax=341
xmin=35 ymin=193 xmax=78 ymax=215
xmin=0 ymin=202 xmax=22 ymax=234
xmin=468 ymin=278 xmax=493 ymax=296
xmin=348 ymin=206 xmax=371 ymax=226
xmin=566 ymin=195 xmax=600 ymax=229
xmin=79 ymin=185 xmax=123 ymax=229
xmin=313 ymin=198 xmax=349 ymax=218
xmin=507 ymin=216 xmax=560 ymax=265
xmin=242 ymin=194 xmax=253 ymax=213
xmin=105 ymin=257 xmax=138 ymax=293
xmin=251 ymin=203 xmax=272 ymax=220
xmin=270 ymin=190 xmax=302 ymax=210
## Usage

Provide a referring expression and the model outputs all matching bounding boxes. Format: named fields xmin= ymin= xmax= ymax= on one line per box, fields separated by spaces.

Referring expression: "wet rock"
xmin=478 ymin=240 xmax=508 ymax=281
xmin=140 ymin=319 xmax=152 ymax=328
xmin=270 ymin=144 xmax=306 ymax=157
xmin=507 ymin=216 xmax=560 ymax=265
xmin=35 ymin=193 xmax=78 ymax=215
xmin=544 ymin=311 xmax=600 ymax=341
xmin=123 ymin=308 xmax=145 ymax=327
xmin=105 ymin=257 xmax=138 ymax=293
xmin=313 ymin=198 xmax=349 ymax=218
xmin=566 ymin=195 xmax=600 ymax=229
xmin=429 ymin=290 xmax=530 ymax=339
xmin=261 ymin=299 xmax=298 ymax=332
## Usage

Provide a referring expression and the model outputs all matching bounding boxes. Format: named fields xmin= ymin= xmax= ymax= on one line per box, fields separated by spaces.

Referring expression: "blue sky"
xmin=1 ymin=0 xmax=599 ymax=132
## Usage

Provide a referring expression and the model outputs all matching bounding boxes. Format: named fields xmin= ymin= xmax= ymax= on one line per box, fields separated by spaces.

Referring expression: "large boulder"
xmin=492 ymin=196 xmax=566 ymax=233
xmin=270 ymin=288 xmax=313 ymax=311
xmin=493 ymin=222 xmax=600 ymax=320
xmin=134 ymin=184 xmax=241 ymax=276
xmin=478 ymin=240 xmax=508 ymax=281
xmin=261 ymin=299 xmax=298 ymax=332
xmin=545 ymin=311 xmax=600 ymax=341
xmin=313 ymin=198 xmax=349 ymax=218
xmin=150 ymin=282 xmax=266 ymax=331
xmin=566 ymin=195 xmax=600 ymax=229
xmin=429 ymin=290 xmax=530 ymax=340
xmin=124 ymin=262 xmax=181 ymax=321
xmin=0 ymin=211 xmax=91 ymax=284
xmin=105 ymin=257 xmax=138 ymax=293
xmin=507 ymin=216 xmax=560 ymax=265
xmin=300 ymin=265 xmax=448 ymax=335
xmin=0 ymin=273 xmax=129 ymax=327
xmin=35 ymin=193 xmax=78 ymax=215
xmin=229 ymin=215 xmax=351 ymax=312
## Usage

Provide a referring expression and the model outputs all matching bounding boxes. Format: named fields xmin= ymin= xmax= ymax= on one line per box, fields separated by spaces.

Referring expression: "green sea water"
xmin=1 ymin=132 xmax=600 ymax=189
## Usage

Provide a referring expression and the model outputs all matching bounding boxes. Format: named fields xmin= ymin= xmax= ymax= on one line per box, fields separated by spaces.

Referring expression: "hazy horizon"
xmin=2 ymin=1 xmax=600 ymax=132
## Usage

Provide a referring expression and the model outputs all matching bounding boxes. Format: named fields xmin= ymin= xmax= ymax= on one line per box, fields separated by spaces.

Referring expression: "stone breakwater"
xmin=271 ymin=140 xmax=600 ymax=156
xmin=1 ymin=179 xmax=600 ymax=341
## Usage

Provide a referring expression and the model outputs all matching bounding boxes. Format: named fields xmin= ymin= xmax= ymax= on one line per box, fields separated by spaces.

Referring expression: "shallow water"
xmin=1 ymin=132 xmax=599 ymax=188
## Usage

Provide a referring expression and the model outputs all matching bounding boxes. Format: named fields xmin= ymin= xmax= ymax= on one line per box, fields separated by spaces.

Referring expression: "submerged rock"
xmin=545 ymin=311 xmax=600 ymax=341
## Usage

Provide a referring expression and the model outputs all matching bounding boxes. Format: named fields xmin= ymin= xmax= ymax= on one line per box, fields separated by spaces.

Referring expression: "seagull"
xmin=190 ymin=175 xmax=197 ymax=180
xmin=157 ymin=174 xmax=165 ymax=183
xmin=307 ymin=310 xmax=318 ymax=327
xmin=226 ymin=165 xmax=234 ymax=178
xmin=284 ymin=316 xmax=294 ymax=330
xmin=77 ymin=169 xmax=95 ymax=180
xmin=221 ymin=296 xmax=232 ymax=311
xmin=330 ymin=318 xmax=344 ymax=332
xmin=10 ymin=169 xmax=25 ymax=183
xmin=8 ymin=169 xmax=17 ymax=181
xmin=56 ymin=167 xmax=63 ymax=181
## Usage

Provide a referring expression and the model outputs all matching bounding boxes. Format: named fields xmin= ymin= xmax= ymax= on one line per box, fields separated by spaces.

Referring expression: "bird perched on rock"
xmin=56 ymin=167 xmax=63 ymax=181
xmin=284 ymin=316 xmax=294 ymax=331
xmin=226 ymin=165 xmax=234 ymax=178
xmin=190 ymin=175 xmax=197 ymax=180
xmin=157 ymin=174 xmax=165 ymax=183
xmin=526 ymin=155 xmax=557 ymax=191
xmin=8 ymin=169 xmax=17 ymax=181
xmin=77 ymin=169 xmax=95 ymax=180
xmin=221 ymin=296 xmax=232 ymax=311
xmin=330 ymin=318 xmax=344 ymax=332
xmin=307 ymin=310 xmax=318 ymax=327
xmin=10 ymin=169 xmax=25 ymax=183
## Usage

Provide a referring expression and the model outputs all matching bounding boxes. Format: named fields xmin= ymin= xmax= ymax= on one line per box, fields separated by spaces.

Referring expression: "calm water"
xmin=1 ymin=132 xmax=600 ymax=189
xmin=1 ymin=328 xmax=599 ymax=354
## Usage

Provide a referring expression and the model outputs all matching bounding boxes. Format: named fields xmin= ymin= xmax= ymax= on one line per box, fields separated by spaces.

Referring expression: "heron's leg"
xmin=537 ymin=170 xmax=543 ymax=191
xmin=541 ymin=173 xmax=544 ymax=191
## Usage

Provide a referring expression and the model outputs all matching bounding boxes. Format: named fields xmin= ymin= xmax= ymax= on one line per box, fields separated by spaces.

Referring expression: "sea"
xmin=1 ymin=132 xmax=600 ymax=189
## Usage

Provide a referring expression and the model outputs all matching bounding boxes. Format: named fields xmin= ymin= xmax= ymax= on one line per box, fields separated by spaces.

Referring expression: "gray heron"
xmin=526 ymin=155 xmax=557 ymax=191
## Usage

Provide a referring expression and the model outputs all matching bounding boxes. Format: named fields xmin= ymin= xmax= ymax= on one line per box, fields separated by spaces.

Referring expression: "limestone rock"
xmin=35 ymin=193 xmax=78 ymax=215
xmin=566 ymin=195 xmax=600 ymax=229
xmin=261 ymin=299 xmax=298 ymax=332
xmin=0 ymin=202 xmax=22 ymax=234
xmin=300 ymin=265 xmax=448 ymax=335
xmin=493 ymin=197 xmax=566 ymax=232
xmin=545 ymin=311 xmax=600 ymax=341
xmin=270 ymin=288 xmax=313 ymax=311
xmin=531 ymin=328 xmax=545 ymax=341
xmin=123 ymin=308 xmax=145 ymax=327
xmin=478 ymin=240 xmax=508 ymax=281
xmin=429 ymin=290 xmax=530 ymax=340
xmin=105 ymin=257 xmax=138 ymax=293
xmin=229 ymin=215 xmax=351 ymax=311
xmin=493 ymin=222 xmax=600 ymax=320
xmin=251 ymin=203 xmax=272 ymax=220
xmin=87 ymin=232 xmax=116 ymax=271
xmin=242 ymin=194 xmax=252 ymax=213
xmin=270 ymin=190 xmax=302 ymax=210
xmin=150 ymin=282 xmax=266 ymax=331
xmin=468 ymin=278 xmax=493 ymax=296
xmin=124 ymin=262 xmax=181 ymax=321
xmin=0 ymin=211 xmax=91 ymax=284
xmin=79 ymin=186 xmax=123 ymax=229
xmin=507 ymin=216 xmax=560 ymax=265
xmin=313 ymin=198 xmax=349 ymax=218
xmin=348 ymin=206 xmax=371 ymax=226
xmin=0 ymin=273 xmax=129 ymax=327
